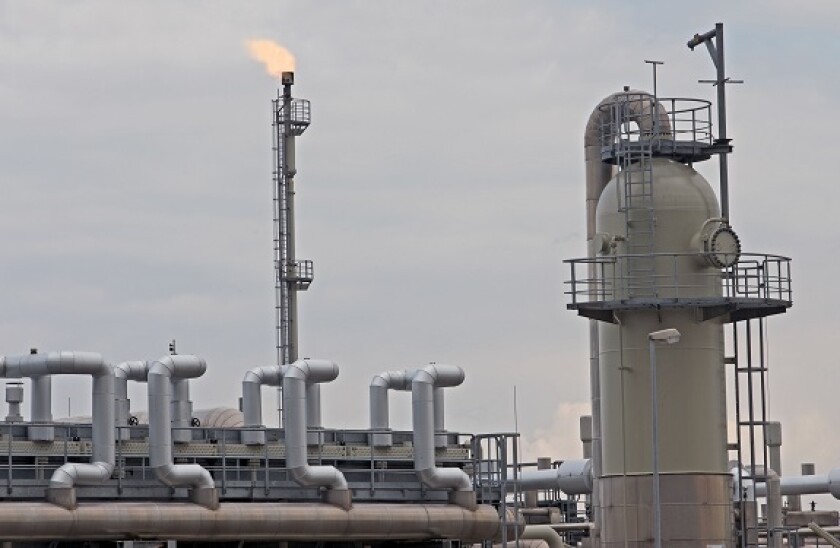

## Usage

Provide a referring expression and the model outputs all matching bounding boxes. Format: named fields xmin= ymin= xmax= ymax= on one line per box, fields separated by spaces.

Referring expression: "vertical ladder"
xmin=613 ymin=94 xmax=657 ymax=298
xmin=732 ymin=318 xmax=770 ymax=548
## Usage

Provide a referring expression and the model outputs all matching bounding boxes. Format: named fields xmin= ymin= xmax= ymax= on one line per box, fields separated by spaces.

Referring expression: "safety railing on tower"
xmin=565 ymin=252 xmax=792 ymax=306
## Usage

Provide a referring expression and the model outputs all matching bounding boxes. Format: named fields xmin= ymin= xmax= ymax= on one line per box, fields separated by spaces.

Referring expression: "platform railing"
xmin=598 ymin=95 xmax=714 ymax=149
xmin=565 ymin=252 xmax=792 ymax=305
xmin=0 ymin=423 xmax=490 ymax=504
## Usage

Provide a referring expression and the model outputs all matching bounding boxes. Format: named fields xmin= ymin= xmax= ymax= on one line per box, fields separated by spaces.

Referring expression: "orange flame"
xmin=244 ymin=39 xmax=296 ymax=77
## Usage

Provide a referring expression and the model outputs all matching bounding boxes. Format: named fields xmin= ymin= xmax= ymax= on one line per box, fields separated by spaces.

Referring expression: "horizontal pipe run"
xmin=754 ymin=468 xmax=840 ymax=499
xmin=0 ymin=502 xmax=504 ymax=542
xmin=518 ymin=459 xmax=593 ymax=495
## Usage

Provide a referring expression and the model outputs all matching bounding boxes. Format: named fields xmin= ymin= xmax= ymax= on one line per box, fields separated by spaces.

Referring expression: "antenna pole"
xmin=688 ymin=23 xmax=742 ymax=221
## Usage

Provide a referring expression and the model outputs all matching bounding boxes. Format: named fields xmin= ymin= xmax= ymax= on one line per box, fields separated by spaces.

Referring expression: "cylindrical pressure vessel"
xmin=594 ymin=158 xmax=732 ymax=547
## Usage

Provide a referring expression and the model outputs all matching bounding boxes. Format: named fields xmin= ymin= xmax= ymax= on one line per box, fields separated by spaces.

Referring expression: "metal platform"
xmin=0 ymin=423 xmax=501 ymax=506
xmin=597 ymin=96 xmax=728 ymax=165
xmin=565 ymin=252 xmax=792 ymax=323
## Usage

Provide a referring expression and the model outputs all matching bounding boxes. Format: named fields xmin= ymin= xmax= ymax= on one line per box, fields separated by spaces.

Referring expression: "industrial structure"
xmin=0 ymin=22 xmax=835 ymax=548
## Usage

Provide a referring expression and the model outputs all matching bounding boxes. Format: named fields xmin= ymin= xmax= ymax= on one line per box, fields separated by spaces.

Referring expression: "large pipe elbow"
xmin=148 ymin=354 xmax=206 ymax=379
xmin=147 ymin=354 xmax=214 ymax=495
xmin=416 ymin=364 xmax=465 ymax=388
xmin=411 ymin=363 xmax=472 ymax=503
xmin=289 ymin=464 xmax=349 ymax=490
xmin=418 ymin=467 xmax=472 ymax=492
xmin=49 ymin=462 xmax=114 ymax=489
xmin=286 ymin=359 xmax=339 ymax=384
xmin=282 ymin=359 xmax=347 ymax=503
xmin=242 ymin=365 xmax=287 ymax=445
xmin=155 ymin=463 xmax=214 ymax=489
xmin=518 ymin=459 xmax=593 ymax=495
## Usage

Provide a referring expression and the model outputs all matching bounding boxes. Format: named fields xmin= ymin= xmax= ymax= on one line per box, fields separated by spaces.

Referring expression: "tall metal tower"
xmin=272 ymin=72 xmax=313 ymax=369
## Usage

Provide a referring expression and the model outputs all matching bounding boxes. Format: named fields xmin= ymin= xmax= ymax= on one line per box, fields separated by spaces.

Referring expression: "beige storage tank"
xmin=595 ymin=158 xmax=732 ymax=547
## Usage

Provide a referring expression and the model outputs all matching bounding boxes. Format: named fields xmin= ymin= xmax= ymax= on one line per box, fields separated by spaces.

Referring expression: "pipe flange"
xmin=705 ymin=225 xmax=741 ymax=268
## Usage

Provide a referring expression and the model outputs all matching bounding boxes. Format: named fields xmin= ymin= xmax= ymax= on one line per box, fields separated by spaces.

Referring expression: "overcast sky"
xmin=1 ymin=0 xmax=839 ymax=506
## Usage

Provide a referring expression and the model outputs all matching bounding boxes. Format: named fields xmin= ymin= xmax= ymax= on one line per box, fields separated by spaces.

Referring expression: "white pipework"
xmin=370 ymin=369 xmax=450 ymax=448
xmin=115 ymin=360 xmax=196 ymax=443
xmin=370 ymin=369 xmax=412 ymax=447
xmin=518 ymin=459 xmax=593 ymax=495
xmin=754 ymin=468 xmax=840 ymax=499
xmin=410 ymin=364 xmax=475 ymax=508
xmin=146 ymin=354 xmax=217 ymax=508
xmin=114 ymin=360 xmax=147 ymax=441
xmin=282 ymin=359 xmax=350 ymax=508
xmin=241 ymin=365 xmax=287 ymax=445
xmin=241 ymin=364 xmax=325 ymax=446
xmin=0 ymin=351 xmax=116 ymax=508
xmin=29 ymin=374 xmax=53 ymax=440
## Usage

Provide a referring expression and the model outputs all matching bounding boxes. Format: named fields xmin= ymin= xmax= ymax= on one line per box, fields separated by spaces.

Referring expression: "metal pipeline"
xmin=370 ymin=369 xmax=412 ymax=447
xmin=755 ymin=468 xmax=840 ymax=499
xmin=0 ymin=501 xmax=505 ymax=542
xmin=242 ymin=364 xmax=326 ymax=445
xmin=0 ymin=352 xmax=115 ymax=509
xmin=114 ymin=360 xmax=147 ymax=440
xmin=147 ymin=354 xmax=217 ymax=508
xmin=411 ymin=364 xmax=475 ymax=508
xmin=518 ymin=459 xmax=593 ymax=495
xmin=241 ymin=365 xmax=287 ymax=445
xmin=282 ymin=359 xmax=350 ymax=508
xmin=522 ymin=525 xmax=568 ymax=548
xmin=29 ymin=373 xmax=53 ymax=440
xmin=115 ymin=359 xmax=196 ymax=444
xmin=371 ymin=369 xmax=450 ymax=448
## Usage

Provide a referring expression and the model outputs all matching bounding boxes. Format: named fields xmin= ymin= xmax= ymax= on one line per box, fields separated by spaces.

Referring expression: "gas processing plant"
xmin=1 ymin=22 xmax=836 ymax=548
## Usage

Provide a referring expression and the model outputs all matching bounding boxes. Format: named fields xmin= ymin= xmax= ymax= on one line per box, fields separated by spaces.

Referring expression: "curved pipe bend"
xmin=0 ymin=352 xmax=116 ymax=492
xmin=411 ymin=364 xmax=472 ymax=493
xmin=147 ymin=355 xmax=213 ymax=492
xmin=282 ymin=359 xmax=349 ymax=501
xmin=155 ymin=463 xmax=214 ymax=489
xmin=241 ymin=365 xmax=288 ymax=445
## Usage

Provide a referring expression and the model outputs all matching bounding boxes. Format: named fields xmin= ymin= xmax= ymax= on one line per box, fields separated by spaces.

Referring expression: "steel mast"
xmin=272 ymin=71 xmax=313 ymax=388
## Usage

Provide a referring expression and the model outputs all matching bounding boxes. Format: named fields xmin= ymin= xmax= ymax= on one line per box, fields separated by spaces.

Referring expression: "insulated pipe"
xmin=282 ymin=359 xmax=350 ymax=508
xmin=116 ymin=360 xmax=196 ymax=444
xmin=241 ymin=365 xmax=287 ymax=445
xmin=522 ymin=525 xmax=568 ymax=548
xmin=171 ymin=378 xmax=193 ymax=443
xmin=29 ymin=374 xmax=53 ymax=440
xmin=754 ymin=468 xmax=840 ymax=499
xmin=433 ymin=386 xmax=447 ymax=448
xmin=370 ymin=370 xmax=451 ymax=448
xmin=369 ymin=369 xmax=412 ymax=447
xmin=147 ymin=355 xmax=216 ymax=507
xmin=0 ymin=352 xmax=116 ymax=497
xmin=0 ymin=502 xmax=505 ymax=542
xmin=411 ymin=364 xmax=474 ymax=508
xmin=518 ymin=459 xmax=593 ymax=495
xmin=114 ymin=361 xmax=147 ymax=440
